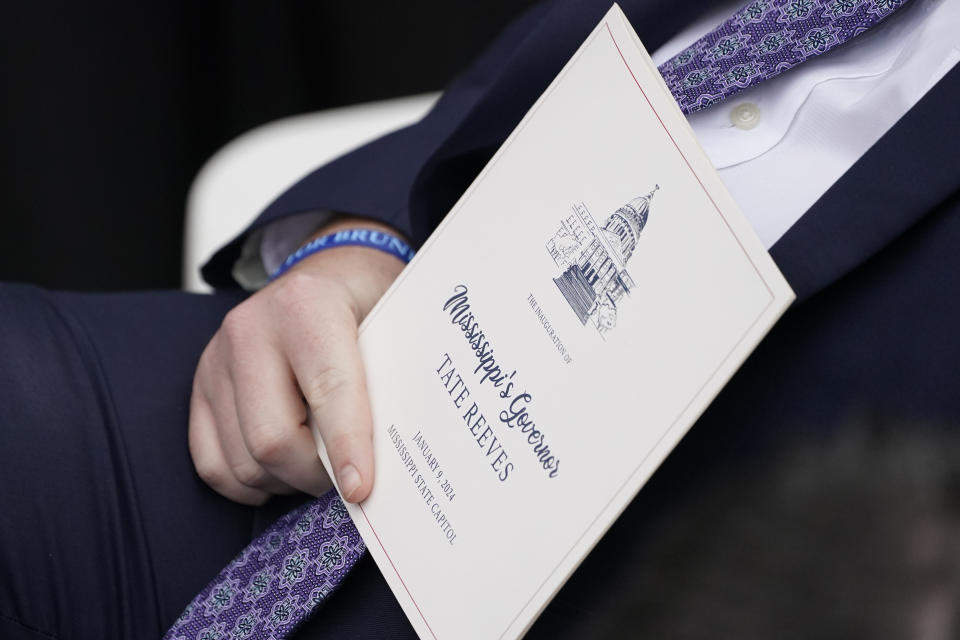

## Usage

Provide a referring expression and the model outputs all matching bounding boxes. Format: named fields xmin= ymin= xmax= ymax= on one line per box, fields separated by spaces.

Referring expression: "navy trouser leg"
xmin=0 ymin=285 xmax=253 ymax=639
xmin=0 ymin=284 xmax=417 ymax=640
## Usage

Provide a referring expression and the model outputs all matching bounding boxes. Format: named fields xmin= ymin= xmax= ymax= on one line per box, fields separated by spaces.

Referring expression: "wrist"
xmin=308 ymin=215 xmax=407 ymax=243
xmin=275 ymin=216 xmax=413 ymax=279
xmin=277 ymin=216 xmax=409 ymax=321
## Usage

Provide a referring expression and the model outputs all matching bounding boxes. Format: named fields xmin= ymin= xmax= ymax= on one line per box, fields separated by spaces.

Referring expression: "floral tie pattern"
xmin=164 ymin=2 xmax=914 ymax=638
xmin=164 ymin=490 xmax=364 ymax=640
xmin=658 ymin=0 xmax=911 ymax=113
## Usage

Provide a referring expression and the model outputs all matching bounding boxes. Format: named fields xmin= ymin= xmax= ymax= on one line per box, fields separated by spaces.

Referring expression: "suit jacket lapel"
xmin=770 ymin=65 xmax=960 ymax=303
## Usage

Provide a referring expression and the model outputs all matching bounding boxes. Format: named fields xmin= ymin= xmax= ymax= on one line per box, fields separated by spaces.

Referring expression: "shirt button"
xmin=730 ymin=102 xmax=761 ymax=130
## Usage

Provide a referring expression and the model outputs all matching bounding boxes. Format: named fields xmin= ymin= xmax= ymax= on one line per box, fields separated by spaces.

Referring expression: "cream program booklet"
xmin=312 ymin=5 xmax=795 ymax=639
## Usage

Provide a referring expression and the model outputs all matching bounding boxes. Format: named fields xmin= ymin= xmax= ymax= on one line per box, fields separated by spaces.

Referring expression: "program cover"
xmin=313 ymin=5 xmax=795 ymax=638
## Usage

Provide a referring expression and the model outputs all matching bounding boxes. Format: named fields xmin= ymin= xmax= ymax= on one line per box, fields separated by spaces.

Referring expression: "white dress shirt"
xmin=653 ymin=0 xmax=960 ymax=248
xmin=240 ymin=0 xmax=960 ymax=288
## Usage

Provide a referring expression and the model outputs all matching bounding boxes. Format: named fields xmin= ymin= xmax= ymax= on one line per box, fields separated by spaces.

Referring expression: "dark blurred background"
xmin=0 ymin=1 xmax=539 ymax=291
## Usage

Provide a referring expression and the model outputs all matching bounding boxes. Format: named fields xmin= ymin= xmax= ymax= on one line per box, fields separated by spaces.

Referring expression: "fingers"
xmin=231 ymin=333 xmax=332 ymax=498
xmin=283 ymin=295 xmax=375 ymax=504
xmin=190 ymin=332 xmax=292 ymax=503
xmin=188 ymin=383 xmax=271 ymax=505
xmin=207 ymin=368 xmax=291 ymax=496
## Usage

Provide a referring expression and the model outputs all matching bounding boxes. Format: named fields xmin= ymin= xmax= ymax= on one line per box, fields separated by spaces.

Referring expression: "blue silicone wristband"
xmin=270 ymin=228 xmax=415 ymax=281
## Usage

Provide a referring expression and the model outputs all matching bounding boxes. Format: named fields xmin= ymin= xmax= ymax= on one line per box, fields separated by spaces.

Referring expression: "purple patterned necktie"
xmin=164 ymin=491 xmax=364 ymax=640
xmin=658 ymin=0 xmax=910 ymax=114
xmin=165 ymin=1 xmax=911 ymax=638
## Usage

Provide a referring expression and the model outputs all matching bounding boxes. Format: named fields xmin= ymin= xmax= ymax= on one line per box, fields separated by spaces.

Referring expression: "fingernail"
xmin=339 ymin=464 xmax=361 ymax=502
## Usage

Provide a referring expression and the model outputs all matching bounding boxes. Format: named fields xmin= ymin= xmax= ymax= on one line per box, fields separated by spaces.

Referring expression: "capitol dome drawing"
xmin=602 ymin=185 xmax=657 ymax=263
xmin=545 ymin=186 xmax=658 ymax=337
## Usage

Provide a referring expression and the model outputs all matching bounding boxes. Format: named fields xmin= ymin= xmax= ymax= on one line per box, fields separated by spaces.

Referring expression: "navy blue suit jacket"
xmin=202 ymin=0 xmax=960 ymax=636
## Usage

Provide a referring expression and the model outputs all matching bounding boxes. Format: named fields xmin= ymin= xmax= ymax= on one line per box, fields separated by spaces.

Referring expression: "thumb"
xmin=284 ymin=294 xmax=375 ymax=503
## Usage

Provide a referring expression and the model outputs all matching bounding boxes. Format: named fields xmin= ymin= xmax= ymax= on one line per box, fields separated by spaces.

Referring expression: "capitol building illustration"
xmin=546 ymin=186 xmax=658 ymax=336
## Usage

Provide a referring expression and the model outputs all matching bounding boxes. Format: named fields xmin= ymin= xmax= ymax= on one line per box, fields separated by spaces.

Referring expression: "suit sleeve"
xmin=200 ymin=0 xmax=686 ymax=289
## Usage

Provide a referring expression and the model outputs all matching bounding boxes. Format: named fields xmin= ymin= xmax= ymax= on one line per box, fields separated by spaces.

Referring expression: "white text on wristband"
xmin=270 ymin=228 xmax=415 ymax=281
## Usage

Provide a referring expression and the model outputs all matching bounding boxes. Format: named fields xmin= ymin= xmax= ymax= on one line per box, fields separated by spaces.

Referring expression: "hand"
xmin=189 ymin=217 xmax=405 ymax=505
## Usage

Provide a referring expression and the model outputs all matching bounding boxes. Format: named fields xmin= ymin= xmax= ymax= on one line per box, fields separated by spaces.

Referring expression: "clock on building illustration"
xmin=546 ymin=186 xmax=658 ymax=337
